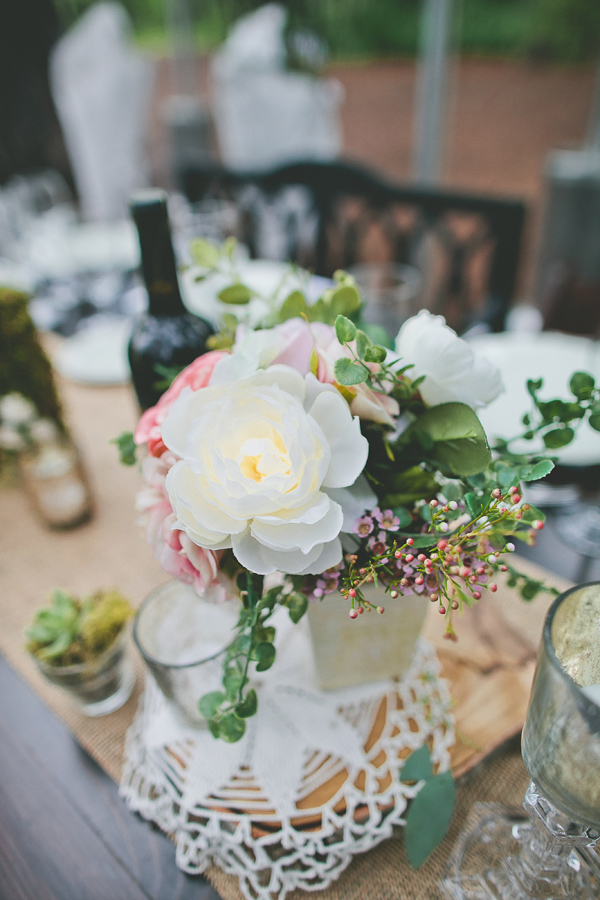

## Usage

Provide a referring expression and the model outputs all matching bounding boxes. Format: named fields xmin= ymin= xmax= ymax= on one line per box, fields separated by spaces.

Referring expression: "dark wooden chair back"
xmin=182 ymin=159 xmax=526 ymax=334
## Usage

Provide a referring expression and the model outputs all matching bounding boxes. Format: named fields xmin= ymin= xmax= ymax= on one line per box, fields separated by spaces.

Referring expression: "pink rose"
xmin=136 ymin=454 xmax=226 ymax=597
xmin=134 ymin=350 xmax=229 ymax=457
xmin=269 ymin=318 xmax=335 ymax=374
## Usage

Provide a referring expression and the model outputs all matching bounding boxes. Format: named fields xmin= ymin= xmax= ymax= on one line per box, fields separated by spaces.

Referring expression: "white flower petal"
xmin=308 ymin=390 xmax=369 ymax=488
xmin=251 ymin=498 xmax=343 ymax=554
xmin=326 ymin=475 xmax=377 ymax=531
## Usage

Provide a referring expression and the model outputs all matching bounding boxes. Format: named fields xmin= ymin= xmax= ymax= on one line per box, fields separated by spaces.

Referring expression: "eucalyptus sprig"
xmin=197 ymin=572 xmax=309 ymax=742
xmin=496 ymin=371 xmax=600 ymax=453
xmin=401 ymin=745 xmax=456 ymax=868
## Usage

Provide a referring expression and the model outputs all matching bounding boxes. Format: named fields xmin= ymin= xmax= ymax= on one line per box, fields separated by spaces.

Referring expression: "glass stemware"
xmin=440 ymin=582 xmax=600 ymax=899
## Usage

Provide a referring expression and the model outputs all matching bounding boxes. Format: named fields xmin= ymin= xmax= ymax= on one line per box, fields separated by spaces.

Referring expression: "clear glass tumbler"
xmin=133 ymin=580 xmax=239 ymax=725
xmin=440 ymin=582 xmax=600 ymax=899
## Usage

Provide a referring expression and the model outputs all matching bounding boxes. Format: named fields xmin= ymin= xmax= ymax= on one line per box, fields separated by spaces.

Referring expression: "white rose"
xmin=394 ymin=310 xmax=503 ymax=408
xmin=161 ymin=366 xmax=373 ymax=575
xmin=0 ymin=392 xmax=37 ymax=426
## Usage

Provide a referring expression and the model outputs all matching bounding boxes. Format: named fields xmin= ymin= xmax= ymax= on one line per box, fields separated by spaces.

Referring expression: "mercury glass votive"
xmin=441 ymin=582 xmax=600 ymax=900
xmin=133 ymin=580 xmax=239 ymax=725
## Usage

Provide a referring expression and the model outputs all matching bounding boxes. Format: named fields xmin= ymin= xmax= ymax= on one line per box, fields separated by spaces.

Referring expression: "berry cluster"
xmin=337 ymin=487 xmax=544 ymax=639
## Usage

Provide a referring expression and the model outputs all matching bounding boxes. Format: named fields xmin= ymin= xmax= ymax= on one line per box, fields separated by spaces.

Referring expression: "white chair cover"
xmin=49 ymin=2 xmax=154 ymax=221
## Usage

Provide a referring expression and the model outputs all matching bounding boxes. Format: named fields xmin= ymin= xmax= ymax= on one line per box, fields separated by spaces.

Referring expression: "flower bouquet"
xmin=117 ymin=249 xmax=600 ymax=744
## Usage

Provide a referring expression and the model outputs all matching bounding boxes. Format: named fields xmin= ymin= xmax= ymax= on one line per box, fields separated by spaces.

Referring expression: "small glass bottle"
xmin=128 ymin=189 xmax=214 ymax=411
xmin=19 ymin=420 xmax=93 ymax=529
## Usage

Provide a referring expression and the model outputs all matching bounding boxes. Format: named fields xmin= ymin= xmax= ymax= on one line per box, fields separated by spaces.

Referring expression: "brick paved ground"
xmin=148 ymin=56 xmax=597 ymax=296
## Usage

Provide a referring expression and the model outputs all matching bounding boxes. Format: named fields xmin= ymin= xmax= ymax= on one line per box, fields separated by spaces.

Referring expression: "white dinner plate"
xmin=53 ymin=317 xmax=132 ymax=386
xmin=467 ymin=331 xmax=600 ymax=467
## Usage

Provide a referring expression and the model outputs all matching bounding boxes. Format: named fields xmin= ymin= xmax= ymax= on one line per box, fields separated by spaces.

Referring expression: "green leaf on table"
xmin=219 ymin=712 xmax=246 ymax=743
xmin=404 ymin=771 xmax=456 ymax=868
xmin=570 ymin=371 xmax=595 ymax=400
xmin=400 ymin=745 xmax=433 ymax=783
xmin=235 ymin=688 xmax=258 ymax=718
xmin=190 ymin=238 xmax=221 ymax=269
xmin=279 ymin=290 xmax=308 ymax=322
xmin=218 ymin=283 xmax=253 ymax=305
xmin=110 ymin=431 xmax=138 ymax=466
xmin=543 ymin=426 xmax=575 ymax=449
xmin=198 ymin=690 xmax=226 ymax=720
xmin=335 ymin=314 xmax=357 ymax=344
xmin=254 ymin=642 xmax=276 ymax=671
xmin=334 ymin=357 xmax=368 ymax=386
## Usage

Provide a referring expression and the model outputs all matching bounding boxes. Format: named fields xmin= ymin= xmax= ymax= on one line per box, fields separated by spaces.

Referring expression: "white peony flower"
xmin=0 ymin=392 xmax=37 ymax=426
xmin=394 ymin=310 xmax=503 ymax=408
xmin=161 ymin=365 xmax=373 ymax=576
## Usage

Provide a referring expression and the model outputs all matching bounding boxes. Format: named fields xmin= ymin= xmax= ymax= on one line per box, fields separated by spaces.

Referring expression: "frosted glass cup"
xmin=133 ymin=581 xmax=239 ymax=725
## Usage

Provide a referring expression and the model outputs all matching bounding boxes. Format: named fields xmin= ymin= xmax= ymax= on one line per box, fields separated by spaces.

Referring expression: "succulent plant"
xmin=26 ymin=588 xmax=133 ymax=666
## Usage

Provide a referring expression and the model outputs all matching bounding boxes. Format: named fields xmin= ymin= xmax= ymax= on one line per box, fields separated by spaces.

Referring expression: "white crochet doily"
xmin=120 ymin=615 xmax=454 ymax=900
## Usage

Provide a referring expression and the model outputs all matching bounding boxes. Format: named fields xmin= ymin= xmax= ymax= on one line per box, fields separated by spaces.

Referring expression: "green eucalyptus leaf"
xmin=110 ymin=431 xmax=138 ymax=466
xmin=355 ymin=329 xmax=371 ymax=358
xmin=364 ymin=345 xmax=387 ymax=363
xmin=527 ymin=378 xmax=543 ymax=396
xmin=543 ymin=427 xmax=575 ymax=449
xmin=255 ymin=642 xmax=276 ymax=671
xmin=400 ymin=745 xmax=433 ymax=783
xmin=408 ymin=403 xmax=491 ymax=476
xmin=198 ymin=690 xmax=226 ymax=720
xmin=405 ymin=771 xmax=456 ymax=868
xmin=335 ymin=314 xmax=357 ymax=344
xmin=570 ymin=371 xmax=595 ymax=400
xmin=208 ymin=718 xmax=221 ymax=738
xmin=219 ymin=712 xmax=246 ymax=743
xmin=334 ymin=357 xmax=368 ymax=386
xmin=190 ymin=238 xmax=221 ymax=268
xmin=218 ymin=284 xmax=253 ymax=305
xmin=236 ymin=688 xmax=258 ymax=718
xmin=519 ymin=459 xmax=554 ymax=481
xmin=589 ymin=414 xmax=600 ymax=432
xmin=288 ymin=593 xmax=309 ymax=624
xmin=330 ymin=284 xmax=361 ymax=317
xmin=279 ymin=290 xmax=307 ymax=322
xmin=223 ymin=669 xmax=245 ymax=701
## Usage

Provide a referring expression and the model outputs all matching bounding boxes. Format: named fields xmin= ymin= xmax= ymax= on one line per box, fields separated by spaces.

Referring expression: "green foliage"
xmin=402 ymin=403 xmax=492 ymax=477
xmin=218 ymin=284 xmax=253 ymax=305
xmin=111 ymin=431 xmax=138 ymax=467
xmin=502 ymin=372 xmax=600 ymax=457
xmin=0 ymin=289 xmax=64 ymax=452
xmin=26 ymin=588 xmax=133 ymax=666
xmin=400 ymin=745 xmax=456 ymax=868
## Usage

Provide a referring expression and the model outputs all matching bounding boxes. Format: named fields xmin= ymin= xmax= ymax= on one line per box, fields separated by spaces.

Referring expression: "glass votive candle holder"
xmin=133 ymin=580 xmax=239 ymax=725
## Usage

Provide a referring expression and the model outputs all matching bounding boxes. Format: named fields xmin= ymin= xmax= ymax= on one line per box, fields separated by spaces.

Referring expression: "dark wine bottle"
xmin=128 ymin=189 xmax=214 ymax=410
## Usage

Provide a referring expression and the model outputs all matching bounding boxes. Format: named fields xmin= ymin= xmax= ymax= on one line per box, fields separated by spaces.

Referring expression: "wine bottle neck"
xmin=131 ymin=189 xmax=187 ymax=317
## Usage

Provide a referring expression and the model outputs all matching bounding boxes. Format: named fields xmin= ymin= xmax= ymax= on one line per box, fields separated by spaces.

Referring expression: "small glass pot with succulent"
xmin=25 ymin=588 xmax=135 ymax=716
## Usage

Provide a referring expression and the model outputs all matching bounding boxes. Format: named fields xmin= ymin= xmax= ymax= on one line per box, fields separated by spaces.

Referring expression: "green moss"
xmin=0 ymin=288 xmax=64 ymax=425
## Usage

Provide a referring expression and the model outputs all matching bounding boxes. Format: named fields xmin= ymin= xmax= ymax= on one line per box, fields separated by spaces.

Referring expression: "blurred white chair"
xmin=49 ymin=2 xmax=154 ymax=221
xmin=211 ymin=3 xmax=343 ymax=172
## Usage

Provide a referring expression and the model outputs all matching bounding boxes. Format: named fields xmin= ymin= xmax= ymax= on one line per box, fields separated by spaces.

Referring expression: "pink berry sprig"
xmin=340 ymin=488 xmax=540 ymax=637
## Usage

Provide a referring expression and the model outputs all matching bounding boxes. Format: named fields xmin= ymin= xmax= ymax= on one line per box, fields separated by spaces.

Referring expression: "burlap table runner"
xmin=0 ymin=369 xmax=564 ymax=899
